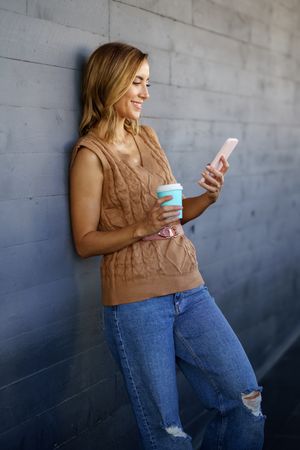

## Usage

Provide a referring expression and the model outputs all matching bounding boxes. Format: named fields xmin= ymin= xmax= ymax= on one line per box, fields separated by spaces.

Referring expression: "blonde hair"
xmin=80 ymin=42 xmax=148 ymax=141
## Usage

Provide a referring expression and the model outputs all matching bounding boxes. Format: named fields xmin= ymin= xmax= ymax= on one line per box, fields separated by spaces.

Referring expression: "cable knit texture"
xmin=71 ymin=125 xmax=202 ymax=305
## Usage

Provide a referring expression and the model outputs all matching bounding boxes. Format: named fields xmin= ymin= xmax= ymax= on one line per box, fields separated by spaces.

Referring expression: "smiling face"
xmin=114 ymin=59 xmax=150 ymax=121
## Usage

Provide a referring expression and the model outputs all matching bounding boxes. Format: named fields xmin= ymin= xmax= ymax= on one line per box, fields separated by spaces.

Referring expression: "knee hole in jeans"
xmin=241 ymin=391 xmax=262 ymax=417
xmin=164 ymin=425 xmax=190 ymax=440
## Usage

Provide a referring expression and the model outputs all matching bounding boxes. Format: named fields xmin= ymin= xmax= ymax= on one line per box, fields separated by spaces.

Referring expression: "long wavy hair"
xmin=80 ymin=42 xmax=148 ymax=141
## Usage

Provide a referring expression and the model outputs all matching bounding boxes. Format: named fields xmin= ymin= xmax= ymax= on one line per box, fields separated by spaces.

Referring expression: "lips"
xmin=131 ymin=101 xmax=142 ymax=111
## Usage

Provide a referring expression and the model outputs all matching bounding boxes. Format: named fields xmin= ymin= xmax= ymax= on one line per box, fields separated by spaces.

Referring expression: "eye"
xmin=132 ymin=80 xmax=151 ymax=87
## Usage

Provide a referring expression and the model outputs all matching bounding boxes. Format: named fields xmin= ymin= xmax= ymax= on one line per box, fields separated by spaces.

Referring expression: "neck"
xmin=114 ymin=117 xmax=128 ymax=143
xmin=96 ymin=117 xmax=129 ymax=143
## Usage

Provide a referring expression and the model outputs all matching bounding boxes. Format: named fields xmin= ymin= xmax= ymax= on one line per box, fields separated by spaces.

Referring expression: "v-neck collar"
xmin=89 ymin=128 xmax=147 ymax=171
xmin=131 ymin=133 xmax=144 ymax=169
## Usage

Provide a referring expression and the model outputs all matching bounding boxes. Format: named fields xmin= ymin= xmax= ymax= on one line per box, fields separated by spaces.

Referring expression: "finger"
xmin=213 ymin=171 xmax=224 ymax=185
xmin=164 ymin=216 xmax=181 ymax=224
xmin=157 ymin=195 xmax=173 ymax=205
xmin=161 ymin=210 xmax=181 ymax=219
xmin=161 ymin=205 xmax=183 ymax=212
xmin=206 ymin=164 xmax=222 ymax=178
xmin=219 ymin=156 xmax=230 ymax=174
xmin=205 ymin=166 xmax=224 ymax=185
xmin=201 ymin=171 xmax=221 ymax=188
xmin=198 ymin=180 xmax=218 ymax=192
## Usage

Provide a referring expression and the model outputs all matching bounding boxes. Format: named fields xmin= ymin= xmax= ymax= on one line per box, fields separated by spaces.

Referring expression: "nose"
xmin=140 ymin=84 xmax=150 ymax=100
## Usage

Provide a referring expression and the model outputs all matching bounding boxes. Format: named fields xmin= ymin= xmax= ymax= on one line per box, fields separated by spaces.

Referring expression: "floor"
xmin=262 ymin=336 xmax=300 ymax=450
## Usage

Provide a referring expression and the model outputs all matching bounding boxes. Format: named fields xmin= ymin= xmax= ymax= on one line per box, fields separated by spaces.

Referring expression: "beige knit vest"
xmin=71 ymin=125 xmax=202 ymax=305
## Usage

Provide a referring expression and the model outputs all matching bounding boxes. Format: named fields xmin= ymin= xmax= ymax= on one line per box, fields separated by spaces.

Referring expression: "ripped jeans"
xmin=103 ymin=284 xmax=265 ymax=449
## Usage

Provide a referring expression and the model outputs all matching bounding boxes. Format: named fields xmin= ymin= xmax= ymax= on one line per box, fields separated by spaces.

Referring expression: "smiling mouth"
xmin=132 ymin=101 xmax=142 ymax=110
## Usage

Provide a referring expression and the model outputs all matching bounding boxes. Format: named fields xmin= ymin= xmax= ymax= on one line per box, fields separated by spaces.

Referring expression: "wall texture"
xmin=0 ymin=1 xmax=300 ymax=449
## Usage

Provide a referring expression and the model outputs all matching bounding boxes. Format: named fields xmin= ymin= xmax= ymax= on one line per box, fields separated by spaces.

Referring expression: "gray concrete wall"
xmin=0 ymin=1 xmax=300 ymax=449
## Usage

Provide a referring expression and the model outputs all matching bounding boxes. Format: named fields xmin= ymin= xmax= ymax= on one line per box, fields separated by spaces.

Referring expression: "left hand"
xmin=198 ymin=155 xmax=229 ymax=202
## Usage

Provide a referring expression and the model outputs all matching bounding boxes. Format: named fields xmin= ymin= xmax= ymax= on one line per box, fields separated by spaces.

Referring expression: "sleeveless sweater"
xmin=71 ymin=125 xmax=203 ymax=305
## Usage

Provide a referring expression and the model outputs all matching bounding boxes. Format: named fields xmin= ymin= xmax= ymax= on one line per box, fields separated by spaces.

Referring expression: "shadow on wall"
xmin=0 ymin=45 xmax=118 ymax=450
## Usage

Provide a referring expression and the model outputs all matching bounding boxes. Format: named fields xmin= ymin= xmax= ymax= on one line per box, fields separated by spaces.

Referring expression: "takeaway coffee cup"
xmin=156 ymin=183 xmax=183 ymax=219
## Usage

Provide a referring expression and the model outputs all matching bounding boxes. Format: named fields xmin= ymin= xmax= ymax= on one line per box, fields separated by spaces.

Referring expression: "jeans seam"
xmin=113 ymin=308 xmax=157 ymax=450
xmin=174 ymin=328 xmax=227 ymax=448
xmin=174 ymin=328 xmax=220 ymax=396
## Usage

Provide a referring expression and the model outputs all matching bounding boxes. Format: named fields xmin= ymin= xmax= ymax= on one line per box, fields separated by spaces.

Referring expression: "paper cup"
xmin=156 ymin=183 xmax=183 ymax=219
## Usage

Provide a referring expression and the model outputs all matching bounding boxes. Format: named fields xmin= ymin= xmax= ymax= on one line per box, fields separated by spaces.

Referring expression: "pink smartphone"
xmin=200 ymin=138 xmax=238 ymax=183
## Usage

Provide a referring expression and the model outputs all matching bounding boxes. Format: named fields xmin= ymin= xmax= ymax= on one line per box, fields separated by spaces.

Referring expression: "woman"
xmin=70 ymin=42 xmax=265 ymax=450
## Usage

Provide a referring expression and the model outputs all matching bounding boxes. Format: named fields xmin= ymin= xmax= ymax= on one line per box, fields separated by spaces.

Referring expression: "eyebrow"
xmin=134 ymin=75 xmax=150 ymax=81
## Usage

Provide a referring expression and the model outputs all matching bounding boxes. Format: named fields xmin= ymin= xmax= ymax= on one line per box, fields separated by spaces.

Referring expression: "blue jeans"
xmin=103 ymin=284 xmax=265 ymax=450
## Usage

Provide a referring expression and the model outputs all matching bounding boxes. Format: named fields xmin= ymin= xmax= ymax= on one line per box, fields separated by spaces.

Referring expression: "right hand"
xmin=139 ymin=195 xmax=182 ymax=236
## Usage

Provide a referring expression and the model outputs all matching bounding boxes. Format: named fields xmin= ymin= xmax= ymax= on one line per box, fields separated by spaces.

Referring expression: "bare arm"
xmin=181 ymin=193 xmax=215 ymax=225
xmin=69 ymin=148 xmax=182 ymax=258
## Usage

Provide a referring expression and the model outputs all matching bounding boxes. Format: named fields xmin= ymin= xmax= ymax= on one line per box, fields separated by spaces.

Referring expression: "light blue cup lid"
xmin=156 ymin=183 xmax=183 ymax=192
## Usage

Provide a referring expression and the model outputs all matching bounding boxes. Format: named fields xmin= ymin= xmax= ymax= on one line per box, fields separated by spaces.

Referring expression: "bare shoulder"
xmin=71 ymin=146 xmax=103 ymax=173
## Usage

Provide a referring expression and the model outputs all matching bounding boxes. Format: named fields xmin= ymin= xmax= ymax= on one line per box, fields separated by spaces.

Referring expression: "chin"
xmin=128 ymin=112 xmax=141 ymax=120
